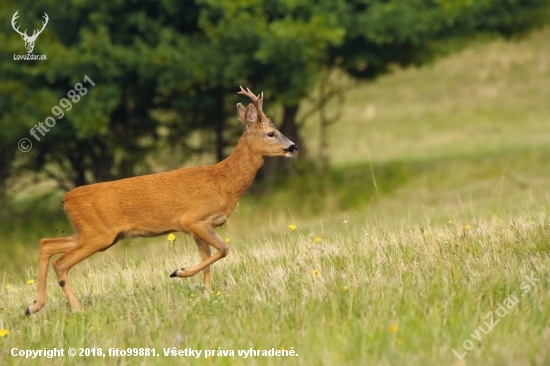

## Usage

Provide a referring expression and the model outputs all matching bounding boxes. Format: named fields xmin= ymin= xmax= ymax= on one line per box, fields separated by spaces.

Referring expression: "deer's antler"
xmin=11 ymin=11 xmax=48 ymax=40
xmin=238 ymin=86 xmax=264 ymax=112
xmin=30 ymin=13 xmax=49 ymax=39
xmin=11 ymin=10 xmax=28 ymax=37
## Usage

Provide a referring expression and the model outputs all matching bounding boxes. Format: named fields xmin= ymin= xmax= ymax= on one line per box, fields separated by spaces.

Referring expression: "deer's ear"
xmin=245 ymin=104 xmax=258 ymax=125
xmin=236 ymin=103 xmax=247 ymax=126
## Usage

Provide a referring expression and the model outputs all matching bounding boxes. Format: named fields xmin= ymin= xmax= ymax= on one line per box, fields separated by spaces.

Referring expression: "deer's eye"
xmin=267 ymin=132 xmax=275 ymax=137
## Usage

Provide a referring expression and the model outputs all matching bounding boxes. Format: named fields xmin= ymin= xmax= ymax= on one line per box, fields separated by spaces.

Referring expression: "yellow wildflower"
xmin=167 ymin=233 xmax=176 ymax=242
xmin=0 ymin=329 xmax=8 ymax=337
xmin=396 ymin=338 xmax=403 ymax=346
xmin=224 ymin=238 xmax=230 ymax=243
xmin=4 ymin=284 xmax=12 ymax=290
xmin=389 ymin=324 xmax=399 ymax=334
xmin=312 ymin=269 xmax=320 ymax=277
xmin=314 ymin=236 xmax=322 ymax=243
xmin=344 ymin=286 xmax=349 ymax=290
xmin=288 ymin=224 xmax=296 ymax=231
xmin=464 ymin=224 xmax=470 ymax=230
xmin=27 ymin=279 xmax=35 ymax=285
xmin=216 ymin=291 xmax=221 ymax=296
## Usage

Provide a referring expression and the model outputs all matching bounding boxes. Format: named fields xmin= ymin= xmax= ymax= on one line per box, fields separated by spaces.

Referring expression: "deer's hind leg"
xmin=26 ymin=236 xmax=78 ymax=315
xmin=52 ymin=233 xmax=116 ymax=312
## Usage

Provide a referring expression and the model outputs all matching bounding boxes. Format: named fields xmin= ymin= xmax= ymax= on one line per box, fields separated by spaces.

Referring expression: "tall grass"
xmin=1 ymin=210 xmax=549 ymax=365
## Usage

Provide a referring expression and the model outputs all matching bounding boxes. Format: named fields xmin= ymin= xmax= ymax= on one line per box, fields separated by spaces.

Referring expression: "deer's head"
xmin=11 ymin=11 xmax=49 ymax=54
xmin=237 ymin=87 xmax=298 ymax=158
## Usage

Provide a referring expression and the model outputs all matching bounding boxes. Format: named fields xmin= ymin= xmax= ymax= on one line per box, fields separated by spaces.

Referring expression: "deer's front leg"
xmin=170 ymin=224 xmax=228 ymax=280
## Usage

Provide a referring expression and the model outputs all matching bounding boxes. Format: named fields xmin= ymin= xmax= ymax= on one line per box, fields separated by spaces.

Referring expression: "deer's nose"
xmin=285 ymin=144 xmax=298 ymax=153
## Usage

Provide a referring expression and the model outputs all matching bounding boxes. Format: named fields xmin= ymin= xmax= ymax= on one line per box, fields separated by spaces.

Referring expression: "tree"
xmin=1 ymin=0 xmax=211 ymax=191
xmin=195 ymin=0 xmax=548 ymax=179
xmin=0 ymin=0 xmax=547 ymax=196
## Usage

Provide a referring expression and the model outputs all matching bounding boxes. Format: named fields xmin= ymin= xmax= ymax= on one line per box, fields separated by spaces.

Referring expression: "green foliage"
xmin=329 ymin=0 xmax=548 ymax=79
xmin=1 ymin=0 xmax=206 ymax=188
xmin=0 ymin=0 xmax=547 ymax=193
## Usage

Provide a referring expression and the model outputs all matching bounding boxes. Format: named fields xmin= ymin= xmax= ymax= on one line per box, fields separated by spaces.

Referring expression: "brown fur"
xmin=25 ymin=87 xmax=297 ymax=315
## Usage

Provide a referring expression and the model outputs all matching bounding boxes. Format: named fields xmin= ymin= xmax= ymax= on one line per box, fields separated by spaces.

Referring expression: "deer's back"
xmin=62 ymin=165 xmax=230 ymax=236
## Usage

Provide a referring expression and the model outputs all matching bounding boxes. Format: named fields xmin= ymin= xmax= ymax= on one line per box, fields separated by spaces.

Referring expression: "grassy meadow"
xmin=1 ymin=28 xmax=550 ymax=365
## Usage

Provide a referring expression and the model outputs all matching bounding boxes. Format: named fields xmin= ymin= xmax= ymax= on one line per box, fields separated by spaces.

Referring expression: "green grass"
xmin=2 ymin=27 xmax=550 ymax=365
xmin=302 ymin=27 xmax=550 ymax=166
xmin=1 ymin=210 xmax=549 ymax=365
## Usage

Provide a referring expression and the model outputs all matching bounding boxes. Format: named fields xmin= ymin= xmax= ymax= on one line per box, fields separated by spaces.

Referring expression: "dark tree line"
xmin=0 ymin=0 xmax=547 ymax=195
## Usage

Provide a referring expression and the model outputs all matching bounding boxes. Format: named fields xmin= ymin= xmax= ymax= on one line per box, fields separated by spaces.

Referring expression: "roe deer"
xmin=26 ymin=87 xmax=298 ymax=315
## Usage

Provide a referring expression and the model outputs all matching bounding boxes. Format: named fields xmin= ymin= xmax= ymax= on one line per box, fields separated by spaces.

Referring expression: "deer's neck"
xmin=217 ymin=132 xmax=264 ymax=199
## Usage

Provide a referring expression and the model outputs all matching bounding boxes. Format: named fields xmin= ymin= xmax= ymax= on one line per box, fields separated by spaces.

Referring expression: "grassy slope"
xmin=1 ymin=28 xmax=550 ymax=365
xmin=320 ymin=29 xmax=550 ymax=165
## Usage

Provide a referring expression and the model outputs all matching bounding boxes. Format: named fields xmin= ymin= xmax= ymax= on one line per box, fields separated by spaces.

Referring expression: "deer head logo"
xmin=11 ymin=11 xmax=49 ymax=54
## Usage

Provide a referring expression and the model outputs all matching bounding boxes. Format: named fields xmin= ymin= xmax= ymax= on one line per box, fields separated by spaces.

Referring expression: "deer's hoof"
xmin=170 ymin=268 xmax=185 ymax=278
xmin=25 ymin=300 xmax=38 ymax=316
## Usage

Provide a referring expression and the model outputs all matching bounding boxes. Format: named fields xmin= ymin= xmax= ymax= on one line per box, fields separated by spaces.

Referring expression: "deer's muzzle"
xmin=284 ymin=144 xmax=298 ymax=157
